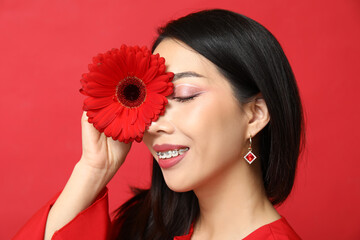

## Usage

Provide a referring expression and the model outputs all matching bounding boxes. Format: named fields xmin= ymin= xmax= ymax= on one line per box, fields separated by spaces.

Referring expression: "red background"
xmin=1 ymin=0 xmax=359 ymax=239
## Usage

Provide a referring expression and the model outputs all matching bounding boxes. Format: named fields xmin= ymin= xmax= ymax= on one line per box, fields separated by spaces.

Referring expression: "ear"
xmin=244 ymin=93 xmax=270 ymax=137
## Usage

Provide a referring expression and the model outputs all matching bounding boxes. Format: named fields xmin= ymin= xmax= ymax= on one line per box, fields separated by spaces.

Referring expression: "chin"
xmin=163 ymin=177 xmax=194 ymax=193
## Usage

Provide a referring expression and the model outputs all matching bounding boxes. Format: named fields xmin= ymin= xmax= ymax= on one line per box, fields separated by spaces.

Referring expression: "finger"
xmin=81 ymin=111 xmax=103 ymax=145
xmin=107 ymin=137 xmax=132 ymax=163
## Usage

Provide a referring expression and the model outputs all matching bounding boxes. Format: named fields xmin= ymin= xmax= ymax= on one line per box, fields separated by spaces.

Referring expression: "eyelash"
xmin=172 ymin=94 xmax=200 ymax=103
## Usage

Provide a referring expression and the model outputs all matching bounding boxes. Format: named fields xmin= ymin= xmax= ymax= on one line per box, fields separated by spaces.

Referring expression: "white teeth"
xmin=178 ymin=148 xmax=187 ymax=155
xmin=171 ymin=150 xmax=178 ymax=157
xmin=157 ymin=147 xmax=189 ymax=159
xmin=164 ymin=151 xmax=172 ymax=158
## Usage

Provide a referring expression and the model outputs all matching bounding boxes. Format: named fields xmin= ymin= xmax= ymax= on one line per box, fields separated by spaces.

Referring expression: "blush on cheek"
xmin=181 ymin=93 xmax=219 ymax=131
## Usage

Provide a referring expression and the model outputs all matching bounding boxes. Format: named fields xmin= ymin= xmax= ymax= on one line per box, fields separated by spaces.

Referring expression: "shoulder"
xmin=243 ymin=216 xmax=301 ymax=240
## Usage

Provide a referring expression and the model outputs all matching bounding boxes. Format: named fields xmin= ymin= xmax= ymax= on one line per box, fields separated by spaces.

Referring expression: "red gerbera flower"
xmin=80 ymin=45 xmax=174 ymax=143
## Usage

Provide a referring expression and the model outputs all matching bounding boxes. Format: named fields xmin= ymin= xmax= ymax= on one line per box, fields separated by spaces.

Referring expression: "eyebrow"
xmin=172 ymin=71 xmax=204 ymax=81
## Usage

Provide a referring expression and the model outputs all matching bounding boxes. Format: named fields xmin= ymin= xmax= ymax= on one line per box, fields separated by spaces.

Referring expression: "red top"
xmin=174 ymin=217 xmax=301 ymax=240
xmin=13 ymin=189 xmax=301 ymax=240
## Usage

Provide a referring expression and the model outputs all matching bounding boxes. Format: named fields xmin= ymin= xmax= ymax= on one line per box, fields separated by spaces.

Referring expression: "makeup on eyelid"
xmin=172 ymin=83 xmax=206 ymax=97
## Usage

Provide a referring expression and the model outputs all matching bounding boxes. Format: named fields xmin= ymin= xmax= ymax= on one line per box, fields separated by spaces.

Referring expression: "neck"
xmin=192 ymin=159 xmax=280 ymax=239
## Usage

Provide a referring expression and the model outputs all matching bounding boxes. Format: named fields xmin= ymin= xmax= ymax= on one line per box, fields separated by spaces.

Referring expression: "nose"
xmin=147 ymin=109 xmax=175 ymax=135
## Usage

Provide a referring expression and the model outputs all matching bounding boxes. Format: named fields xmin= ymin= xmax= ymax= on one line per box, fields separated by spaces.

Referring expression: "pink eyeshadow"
xmin=173 ymin=84 xmax=206 ymax=97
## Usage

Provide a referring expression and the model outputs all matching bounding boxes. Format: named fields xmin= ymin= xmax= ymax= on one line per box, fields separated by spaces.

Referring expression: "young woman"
xmin=14 ymin=9 xmax=304 ymax=240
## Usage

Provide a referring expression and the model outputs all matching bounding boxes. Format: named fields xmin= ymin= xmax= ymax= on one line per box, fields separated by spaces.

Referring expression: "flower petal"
xmin=112 ymin=121 xmax=124 ymax=139
xmin=126 ymin=52 xmax=136 ymax=75
xmin=130 ymin=108 xmax=138 ymax=125
xmin=113 ymin=52 xmax=128 ymax=76
xmin=83 ymin=96 xmax=114 ymax=110
xmin=142 ymin=66 xmax=159 ymax=84
xmin=136 ymin=55 xmax=150 ymax=78
xmin=149 ymin=54 xmax=160 ymax=67
xmin=83 ymin=82 xmax=115 ymax=97
xmin=145 ymin=95 xmax=166 ymax=111
xmin=152 ymin=75 xmax=172 ymax=84
xmin=135 ymin=118 xmax=145 ymax=134
xmin=141 ymin=104 xmax=155 ymax=120
xmin=86 ymin=109 xmax=99 ymax=120
xmin=121 ymin=107 xmax=131 ymax=126
xmin=104 ymin=110 xmax=124 ymax=139
xmin=158 ymin=82 xmax=174 ymax=96
xmin=96 ymin=61 xmax=121 ymax=82
xmin=146 ymin=81 xmax=169 ymax=93
xmin=157 ymin=64 xmax=165 ymax=75
xmin=132 ymin=121 xmax=144 ymax=142
xmin=136 ymin=106 xmax=151 ymax=125
xmin=93 ymin=103 xmax=119 ymax=131
xmin=122 ymin=126 xmax=130 ymax=142
xmin=79 ymin=88 xmax=89 ymax=96
xmin=86 ymin=72 xmax=117 ymax=87
xmin=105 ymin=57 xmax=126 ymax=81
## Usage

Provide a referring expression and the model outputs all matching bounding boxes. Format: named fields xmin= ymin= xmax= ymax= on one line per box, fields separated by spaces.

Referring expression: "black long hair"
xmin=111 ymin=9 xmax=305 ymax=240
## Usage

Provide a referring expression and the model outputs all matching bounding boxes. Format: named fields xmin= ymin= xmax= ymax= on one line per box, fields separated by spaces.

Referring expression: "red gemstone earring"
xmin=244 ymin=135 xmax=257 ymax=164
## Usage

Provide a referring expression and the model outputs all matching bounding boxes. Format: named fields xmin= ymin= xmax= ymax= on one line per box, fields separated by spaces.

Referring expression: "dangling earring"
xmin=244 ymin=134 xmax=257 ymax=164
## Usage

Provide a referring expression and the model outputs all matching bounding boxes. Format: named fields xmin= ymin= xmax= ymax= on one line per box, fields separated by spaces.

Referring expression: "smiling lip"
xmin=153 ymin=144 xmax=189 ymax=169
xmin=158 ymin=151 xmax=188 ymax=169
xmin=153 ymin=144 xmax=189 ymax=152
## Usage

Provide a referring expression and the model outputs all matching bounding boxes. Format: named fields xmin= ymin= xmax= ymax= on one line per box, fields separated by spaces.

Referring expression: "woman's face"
xmin=143 ymin=38 xmax=250 ymax=192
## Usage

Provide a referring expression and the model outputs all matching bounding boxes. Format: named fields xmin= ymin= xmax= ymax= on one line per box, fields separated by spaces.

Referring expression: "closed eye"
xmin=172 ymin=94 xmax=201 ymax=103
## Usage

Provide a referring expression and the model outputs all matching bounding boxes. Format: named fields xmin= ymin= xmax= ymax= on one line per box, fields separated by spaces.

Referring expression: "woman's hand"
xmin=79 ymin=111 xmax=132 ymax=184
xmin=44 ymin=112 xmax=132 ymax=240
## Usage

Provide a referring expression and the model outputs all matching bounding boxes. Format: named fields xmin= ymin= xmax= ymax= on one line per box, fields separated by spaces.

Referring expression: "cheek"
xmin=174 ymin=93 xmax=247 ymax=165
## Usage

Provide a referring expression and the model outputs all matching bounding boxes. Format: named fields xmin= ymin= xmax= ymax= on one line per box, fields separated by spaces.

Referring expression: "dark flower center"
xmin=124 ymin=84 xmax=140 ymax=101
xmin=116 ymin=76 xmax=146 ymax=108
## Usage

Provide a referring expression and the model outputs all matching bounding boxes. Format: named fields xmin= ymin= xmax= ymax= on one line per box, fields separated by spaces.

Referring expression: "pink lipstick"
xmin=159 ymin=152 xmax=189 ymax=169
xmin=153 ymin=144 xmax=188 ymax=152
xmin=153 ymin=144 xmax=189 ymax=169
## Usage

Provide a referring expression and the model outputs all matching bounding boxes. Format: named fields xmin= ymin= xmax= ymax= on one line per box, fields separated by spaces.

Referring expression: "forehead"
xmin=154 ymin=38 xmax=242 ymax=107
xmin=153 ymin=39 xmax=216 ymax=83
